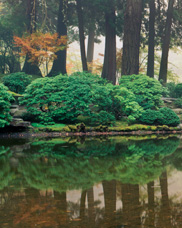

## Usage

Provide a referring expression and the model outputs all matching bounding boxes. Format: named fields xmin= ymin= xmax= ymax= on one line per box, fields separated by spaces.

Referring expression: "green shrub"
xmin=119 ymin=74 xmax=163 ymax=109
xmin=3 ymin=72 xmax=32 ymax=94
xmin=159 ymin=107 xmax=180 ymax=127
xmin=112 ymin=86 xmax=143 ymax=122
xmin=90 ymin=111 xmax=115 ymax=125
xmin=20 ymin=73 xmax=116 ymax=125
xmin=138 ymin=109 xmax=163 ymax=125
xmin=139 ymin=107 xmax=180 ymax=127
xmin=175 ymin=83 xmax=182 ymax=98
xmin=174 ymin=98 xmax=182 ymax=108
xmin=166 ymin=82 xmax=176 ymax=98
xmin=0 ymin=83 xmax=14 ymax=128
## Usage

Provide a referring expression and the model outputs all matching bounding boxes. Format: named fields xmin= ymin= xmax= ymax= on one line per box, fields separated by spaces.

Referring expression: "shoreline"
xmin=0 ymin=129 xmax=182 ymax=138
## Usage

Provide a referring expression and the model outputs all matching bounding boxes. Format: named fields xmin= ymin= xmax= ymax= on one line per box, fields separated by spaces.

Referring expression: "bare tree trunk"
xmin=76 ymin=0 xmax=88 ymax=72
xmin=147 ymin=0 xmax=156 ymax=78
xmin=101 ymin=2 xmax=116 ymax=85
xmin=87 ymin=25 xmax=95 ymax=72
xmin=22 ymin=0 xmax=42 ymax=76
xmin=48 ymin=0 xmax=67 ymax=76
xmin=122 ymin=0 xmax=142 ymax=76
xmin=159 ymin=0 xmax=175 ymax=85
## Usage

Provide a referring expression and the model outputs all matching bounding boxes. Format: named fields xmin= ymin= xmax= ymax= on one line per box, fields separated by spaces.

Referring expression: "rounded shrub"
xmin=20 ymin=73 xmax=116 ymax=125
xmin=2 ymin=72 xmax=32 ymax=94
xmin=174 ymin=98 xmax=182 ymax=108
xmin=0 ymin=83 xmax=14 ymax=128
xmin=119 ymin=74 xmax=163 ymax=109
xmin=113 ymin=87 xmax=143 ymax=122
xmin=166 ymin=82 xmax=176 ymax=98
xmin=138 ymin=109 xmax=163 ymax=125
xmin=175 ymin=83 xmax=182 ymax=98
xmin=139 ymin=107 xmax=180 ymax=127
xmin=159 ymin=107 xmax=180 ymax=127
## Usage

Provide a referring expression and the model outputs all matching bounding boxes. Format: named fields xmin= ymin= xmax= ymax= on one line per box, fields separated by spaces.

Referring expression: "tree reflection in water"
xmin=0 ymin=136 xmax=181 ymax=227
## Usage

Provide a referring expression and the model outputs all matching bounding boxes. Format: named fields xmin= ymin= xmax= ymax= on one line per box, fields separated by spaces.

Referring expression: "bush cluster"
xmin=119 ymin=74 xmax=163 ymax=109
xmin=3 ymin=72 xmax=32 ymax=94
xmin=164 ymin=82 xmax=182 ymax=98
xmin=19 ymin=73 xmax=179 ymax=127
xmin=174 ymin=98 xmax=182 ymax=108
xmin=20 ymin=73 xmax=117 ymax=124
xmin=0 ymin=83 xmax=14 ymax=128
xmin=139 ymin=107 xmax=180 ymax=126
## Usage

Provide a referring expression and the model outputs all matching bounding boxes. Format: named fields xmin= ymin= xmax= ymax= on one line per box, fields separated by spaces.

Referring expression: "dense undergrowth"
xmin=0 ymin=72 xmax=181 ymax=130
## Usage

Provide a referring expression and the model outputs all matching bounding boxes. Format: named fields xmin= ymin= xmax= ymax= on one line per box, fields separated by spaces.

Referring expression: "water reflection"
xmin=0 ymin=136 xmax=181 ymax=227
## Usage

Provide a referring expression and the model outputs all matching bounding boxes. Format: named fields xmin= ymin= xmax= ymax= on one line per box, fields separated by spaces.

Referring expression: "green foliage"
xmin=175 ymin=83 xmax=182 ymax=98
xmin=0 ymin=83 xmax=14 ymax=128
xmin=3 ymin=72 xmax=32 ymax=94
xmin=159 ymin=107 xmax=180 ymax=127
xmin=139 ymin=109 xmax=163 ymax=125
xmin=20 ymin=73 xmax=115 ymax=125
xmin=119 ymin=74 xmax=163 ymax=109
xmin=114 ymin=87 xmax=144 ymax=122
xmin=174 ymin=98 xmax=182 ymax=108
xmin=166 ymin=82 xmax=176 ymax=97
xmin=91 ymin=111 xmax=115 ymax=125
xmin=21 ymin=72 xmax=145 ymax=125
xmin=139 ymin=107 xmax=180 ymax=127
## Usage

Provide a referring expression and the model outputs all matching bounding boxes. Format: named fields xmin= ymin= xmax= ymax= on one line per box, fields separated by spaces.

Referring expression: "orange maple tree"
xmin=14 ymin=32 xmax=67 ymax=74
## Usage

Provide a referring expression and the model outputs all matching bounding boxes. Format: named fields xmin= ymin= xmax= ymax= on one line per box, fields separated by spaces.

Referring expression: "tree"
xmin=14 ymin=33 xmax=67 ymax=76
xmin=147 ymin=0 xmax=156 ymax=78
xmin=122 ymin=0 xmax=143 ymax=75
xmin=101 ymin=1 xmax=116 ymax=85
xmin=48 ymin=0 xmax=68 ymax=76
xmin=76 ymin=0 xmax=88 ymax=72
xmin=159 ymin=0 xmax=176 ymax=85
xmin=87 ymin=22 xmax=95 ymax=72
xmin=22 ymin=0 xmax=42 ymax=76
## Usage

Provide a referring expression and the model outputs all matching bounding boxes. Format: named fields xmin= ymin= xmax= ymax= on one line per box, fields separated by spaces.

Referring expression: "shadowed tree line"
xmin=1 ymin=0 xmax=182 ymax=84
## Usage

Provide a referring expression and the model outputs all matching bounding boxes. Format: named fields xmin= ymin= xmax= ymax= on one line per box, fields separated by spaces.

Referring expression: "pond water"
xmin=0 ymin=135 xmax=182 ymax=227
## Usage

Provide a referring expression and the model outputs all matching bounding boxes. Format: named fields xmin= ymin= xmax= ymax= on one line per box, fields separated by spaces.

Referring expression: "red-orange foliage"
xmin=14 ymin=32 xmax=67 ymax=66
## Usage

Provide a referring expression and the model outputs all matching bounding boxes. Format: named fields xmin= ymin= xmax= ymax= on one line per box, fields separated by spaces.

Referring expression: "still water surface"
xmin=0 ymin=135 xmax=182 ymax=227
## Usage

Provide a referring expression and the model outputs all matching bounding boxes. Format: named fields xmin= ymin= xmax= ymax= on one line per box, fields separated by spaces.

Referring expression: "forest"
xmin=1 ymin=0 xmax=182 ymax=131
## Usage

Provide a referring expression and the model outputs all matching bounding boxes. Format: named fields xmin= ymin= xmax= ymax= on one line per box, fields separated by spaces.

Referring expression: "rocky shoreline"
xmin=0 ymin=129 xmax=182 ymax=139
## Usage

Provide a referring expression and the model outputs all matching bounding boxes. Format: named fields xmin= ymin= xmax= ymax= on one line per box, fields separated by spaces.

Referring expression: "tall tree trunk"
xmin=48 ymin=0 xmax=67 ymax=76
xmin=147 ymin=0 xmax=156 ymax=78
xmin=76 ymin=0 xmax=88 ymax=72
xmin=101 ymin=3 xmax=116 ymax=85
xmin=22 ymin=56 xmax=42 ymax=75
xmin=122 ymin=0 xmax=143 ymax=76
xmin=87 ymin=25 xmax=95 ymax=72
xmin=22 ymin=0 xmax=42 ymax=76
xmin=159 ymin=0 xmax=175 ymax=85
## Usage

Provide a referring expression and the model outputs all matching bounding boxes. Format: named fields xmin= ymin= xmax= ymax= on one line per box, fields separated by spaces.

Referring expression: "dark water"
xmin=0 ymin=135 xmax=182 ymax=228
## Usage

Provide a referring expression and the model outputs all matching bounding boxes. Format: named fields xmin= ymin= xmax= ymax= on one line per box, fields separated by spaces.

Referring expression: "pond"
xmin=0 ymin=135 xmax=182 ymax=227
